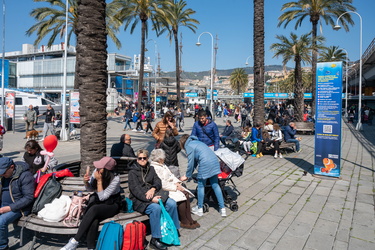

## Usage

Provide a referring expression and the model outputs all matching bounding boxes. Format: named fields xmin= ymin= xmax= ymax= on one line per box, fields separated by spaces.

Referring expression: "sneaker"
xmin=297 ymin=149 xmax=303 ymax=153
xmin=220 ymin=208 xmax=227 ymax=217
xmin=256 ymin=154 xmax=261 ymax=158
xmin=259 ymin=153 xmax=264 ymax=157
xmin=251 ymin=154 xmax=257 ymax=157
xmin=191 ymin=205 xmax=203 ymax=216
xmin=279 ymin=154 xmax=283 ymax=158
xmin=39 ymin=138 xmax=44 ymax=142
xmin=140 ymin=130 xmax=145 ymax=132
xmin=132 ymin=129 xmax=137 ymax=132
xmin=61 ymin=238 xmax=78 ymax=250
xmin=274 ymin=153 xmax=278 ymax=159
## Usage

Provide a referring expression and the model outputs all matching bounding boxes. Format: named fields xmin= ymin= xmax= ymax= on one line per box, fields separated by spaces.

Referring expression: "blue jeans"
xmin=144 ymin=198 xmax=180 ymax=238
xmin=286 ymin=139 xmax=300 ymax=152
xmin=197 ymin=175 xmax=225 ymax=209
xmin=0 ymin=210 xmax=22 ymax=249
xmin=123 ymin=118 xmax=132 ymax=130
xmin=220 ymin=136 xmax=228 ymax=145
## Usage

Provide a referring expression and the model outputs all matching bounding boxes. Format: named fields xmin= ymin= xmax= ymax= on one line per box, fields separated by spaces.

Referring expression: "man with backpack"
xmin=0 ymin=158 xmax=34 ymax=250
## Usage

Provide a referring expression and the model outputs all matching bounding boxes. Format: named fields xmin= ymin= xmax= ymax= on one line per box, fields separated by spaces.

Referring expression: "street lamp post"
xmin=334 ymin=11 xmax=362 ymax=131
xmin=1 ymin=0 xmax=5 ymax=128
xmin=196 ymin=32 xmax=214 ymax=118
xmin=332 ymin=47 xmax=349 ymax=118
xmin=245 ymin=55 xmax=253 ymax=66
xmin=146 ymin=39 xmax=158 ymax=115
xmin=60 ymin=0 xmax=69 ymax=141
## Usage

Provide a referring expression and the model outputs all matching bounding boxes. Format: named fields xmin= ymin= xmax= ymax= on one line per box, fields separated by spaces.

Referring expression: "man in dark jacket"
xmin=110 ymin=134 xmax=136 ymax=158
xmin=38 ymin=104 xmax=55 ymax=141
xmin=191 ymin=110 xmax=220 ymax=151
xmin=0 ymin=158 xmax=34 ymax=250
xmin=283 ymin=122 xmax=302 ymax=153
xmin=220 ymin=120 xmax=234 ymax=146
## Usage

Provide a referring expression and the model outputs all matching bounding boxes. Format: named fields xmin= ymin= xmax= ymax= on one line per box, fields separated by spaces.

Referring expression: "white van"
xmin=1 ymin=89 xmax=62 ymax=120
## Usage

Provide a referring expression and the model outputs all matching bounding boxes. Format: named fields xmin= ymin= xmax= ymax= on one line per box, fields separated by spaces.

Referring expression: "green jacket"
xmin=24 ymin=109 xmax=36 ymax=122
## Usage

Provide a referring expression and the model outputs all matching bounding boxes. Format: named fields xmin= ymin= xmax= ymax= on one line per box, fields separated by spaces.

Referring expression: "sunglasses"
xmin=137 ymin=157 xmax=147 ymax=160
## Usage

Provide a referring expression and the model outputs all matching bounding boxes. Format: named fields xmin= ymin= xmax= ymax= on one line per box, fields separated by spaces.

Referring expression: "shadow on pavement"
xmin=285 ymin=157 xmax=314 ymax=175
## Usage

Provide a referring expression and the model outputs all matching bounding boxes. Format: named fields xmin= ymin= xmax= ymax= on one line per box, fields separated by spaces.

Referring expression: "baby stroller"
xmin=198 ymin=148 xmax=245 ymax=212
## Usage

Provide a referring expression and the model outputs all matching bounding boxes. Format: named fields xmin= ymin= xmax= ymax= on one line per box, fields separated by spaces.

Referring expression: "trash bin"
xmin=6 ymin=118 xmax=12 ymax=131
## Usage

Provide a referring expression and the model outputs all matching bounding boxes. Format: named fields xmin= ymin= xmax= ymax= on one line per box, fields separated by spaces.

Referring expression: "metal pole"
xmin=1 ymin=0 xmax=4 ymax=127
xmin=60 ymin=0 xmax=69 ymax=141
xmin=334 ymin=11 xmax=363 ymax=130
xmin=196 ymin=32 xmax=214 ymax=118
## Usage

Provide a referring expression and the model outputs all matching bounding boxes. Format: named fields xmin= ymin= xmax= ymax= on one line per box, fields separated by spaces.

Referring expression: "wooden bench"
xmin=17 ymin=157 xmax=148 ymax=248
xmin=294 ymin=122 xmax=315 ymax=135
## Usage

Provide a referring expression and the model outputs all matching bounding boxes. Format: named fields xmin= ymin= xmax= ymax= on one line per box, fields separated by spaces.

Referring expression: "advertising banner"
xmin=314 ymin=62 xmax=343 ymax=177
xmin=5 ymin=92 xmax=15 ymax=118
xmin=69 ymin=91 xmax=80 ymax=124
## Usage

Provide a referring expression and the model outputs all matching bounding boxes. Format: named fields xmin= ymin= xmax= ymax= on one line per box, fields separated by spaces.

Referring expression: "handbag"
xmin=158 ymin=199 xmax=180 ymax=246
xmin=155 ymin=190 xmax=169 ymax=203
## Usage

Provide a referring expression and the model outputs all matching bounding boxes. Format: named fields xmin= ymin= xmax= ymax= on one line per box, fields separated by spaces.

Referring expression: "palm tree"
xmin=27 ymin=0 xmax=121 ymax=48
xmin=278 ymin=0 xmax=356 ymax=117
xmin=281 ymin=69 xmax=313 ymax=93
xmin=319 ymin=45 xmax=348 ymax=65
xmin=230 ymin=68 xmax=248 ymax=95
xmin=271 ymin=32 xmax=324 ymax=121
xmin=112 ymin=0 xmax=164 ymax=111
xmin=154 ymin=0 xmax=199 ymax=108
xmin=76 ymin=0 xmax=108 ymax=175
xmin=253 ymin=0 xmax=265 ymax=126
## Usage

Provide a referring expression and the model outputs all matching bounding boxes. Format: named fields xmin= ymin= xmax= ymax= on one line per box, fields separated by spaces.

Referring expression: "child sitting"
xmin=239 ymin=126 xmax=252 ymax=154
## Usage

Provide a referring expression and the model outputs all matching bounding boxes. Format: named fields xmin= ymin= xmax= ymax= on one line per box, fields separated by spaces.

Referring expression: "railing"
xmin=348 ymin=37 xmax=375 ymax=78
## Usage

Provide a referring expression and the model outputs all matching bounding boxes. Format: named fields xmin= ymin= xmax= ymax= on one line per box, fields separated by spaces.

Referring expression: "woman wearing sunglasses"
xmin=128 ymin=149 xmax=180 ymax=250
xmin=61 ymin=157 xmax=122 ymax=250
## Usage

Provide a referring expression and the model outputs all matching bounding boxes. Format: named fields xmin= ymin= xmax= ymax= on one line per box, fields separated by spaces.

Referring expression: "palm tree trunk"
xmin=253 ymin=0 xmax=265 ymax=125
xmin=138 ymin=19 xmax=147 ymax=111
xmin=174 ymin=30 xmax=181 ymax=108
xmin=294 ymin=58 xmax=304 ymax=122
xmin=76 ymin=0 xmax=108 ymax=176
xmin=311 ymin=21 xmax=318 ymax=118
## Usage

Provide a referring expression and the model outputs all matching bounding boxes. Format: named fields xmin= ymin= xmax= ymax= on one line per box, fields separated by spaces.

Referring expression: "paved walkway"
xmin=4 ymin=115 xmax=375 ymax=249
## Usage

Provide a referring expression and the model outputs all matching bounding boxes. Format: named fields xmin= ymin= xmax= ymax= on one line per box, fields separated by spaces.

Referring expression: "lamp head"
xmin=245 ymin=62 xmax=249 ymax=65
xmin=331 ymin=56 xmax=336 ymax=59
xmin=333 ymin=25 xmax=341 ymax=31
xmin=196 ymin=42 xmax=201 ymax=47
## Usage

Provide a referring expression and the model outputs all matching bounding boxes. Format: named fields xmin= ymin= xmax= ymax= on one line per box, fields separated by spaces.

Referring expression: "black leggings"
xmin=75 ymin=203 xmax=120 ymax=248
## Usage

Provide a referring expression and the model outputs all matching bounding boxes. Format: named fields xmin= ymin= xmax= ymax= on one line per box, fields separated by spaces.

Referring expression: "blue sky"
xmin=2 ymin=0 xmax=375 ymax=72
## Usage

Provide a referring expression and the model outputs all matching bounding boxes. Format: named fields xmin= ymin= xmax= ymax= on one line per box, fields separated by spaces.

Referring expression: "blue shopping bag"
xmin=159 ymin=199 xmax=180 ymax=246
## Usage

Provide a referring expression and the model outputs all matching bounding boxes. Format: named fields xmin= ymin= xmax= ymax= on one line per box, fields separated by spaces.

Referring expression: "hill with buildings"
xmin=161 ymin=65 xmax=287 ymax=80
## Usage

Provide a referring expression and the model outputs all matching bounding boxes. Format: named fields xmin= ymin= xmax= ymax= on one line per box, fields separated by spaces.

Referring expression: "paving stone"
xmin=267 ymin=202 xmax=292 ymax=217
xmin=278 ymin=192 xmax=301 ymax=205
xmin=252 ymin=214 xmax=283 ymax=233
xmin=294 ymin=210 xmax=319 ymax=226
xmin=350 ymin=223 xmax=375 ymax=242
xmin=319 ymin=204 xmax=344 ymax=223
xmin=244 ymin=200 xmax=274 ymax=217
xmin=274 ymin=235 xmax=307 ymax=250
xmin=205 ymin=226 xmax=245 ymax=249
xmin=305 ymin=231 xmax=334 ymax=250
xmin=333 ymin=240 xmax=349 ymax=249
xmin=234 ymin=228 xmax=269 ymax=249
xmin=336 ymin=219 xmax=351 ymax=243
xmin=285 ymin=221 xmax=313 ymax=238
xmin=356 ymin=193 xmax=375 ymax=205
xmin=312 ymin=218 xmax=339 ymax=236
xmin=348 ymin=237 xmax=375 ymax=250
xmin=352 ymin=212 xmax=375 ymax=228
xmin=258 ymin=241 xmax=277 ymax=250
xmin=288 ymin=186 xmax=306 ymax=195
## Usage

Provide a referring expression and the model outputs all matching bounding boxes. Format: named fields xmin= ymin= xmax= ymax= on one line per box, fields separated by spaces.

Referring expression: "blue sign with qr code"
xmin=313 ymin=62 xmax=342 ymax=177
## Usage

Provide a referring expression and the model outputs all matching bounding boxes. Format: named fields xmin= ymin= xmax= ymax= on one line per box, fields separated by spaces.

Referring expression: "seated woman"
xmin=23 ymin=140 xmax=58 ymax=175
xmin=239 ymin=126 xmax=252 ymax=154
xmin=150 ymin=149 xmax=199 ymax=230
xmin=128 ymin=149 xmax=180 ymax=250
xmin=270 ymin=123 xmax=283 ymax=159
xmin=61 ymin=157 xmax=122 ymax=250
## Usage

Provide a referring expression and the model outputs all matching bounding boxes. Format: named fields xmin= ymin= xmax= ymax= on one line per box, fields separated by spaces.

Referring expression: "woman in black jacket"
xmin=160 ymin=129 xmax=181 ymax=178
xmin=128 ymin=149 xmax=180 ymax=250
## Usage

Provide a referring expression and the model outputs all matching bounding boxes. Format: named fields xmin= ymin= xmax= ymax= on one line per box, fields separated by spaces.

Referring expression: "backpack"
xmin=122 ymin=221 xmax=146 ymax=250
xmin=32 ymin=175 xmax=62 ymax=214
xmin=241 ymin=108 xmax=248 ymax=116
xmin=151 ymin=112 xmax=155 ymax=119
xmin=96 ymin=221 xmax=123 ymax=250
xmin=0 ymin=125 xmax=5 ymax=135
xmin=132 ymin=112 xmax=139 ymax=122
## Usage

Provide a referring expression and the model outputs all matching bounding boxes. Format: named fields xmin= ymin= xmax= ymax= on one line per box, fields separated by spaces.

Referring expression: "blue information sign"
xmin=185 ymin=92 xmax=198 ymax=97
xmin=314 ymin=62 xmax=343 ymax=177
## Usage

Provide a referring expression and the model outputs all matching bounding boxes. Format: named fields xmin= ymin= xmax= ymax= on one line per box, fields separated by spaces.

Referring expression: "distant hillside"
xmin=161 ymin=65 xmax=287 ymax=80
